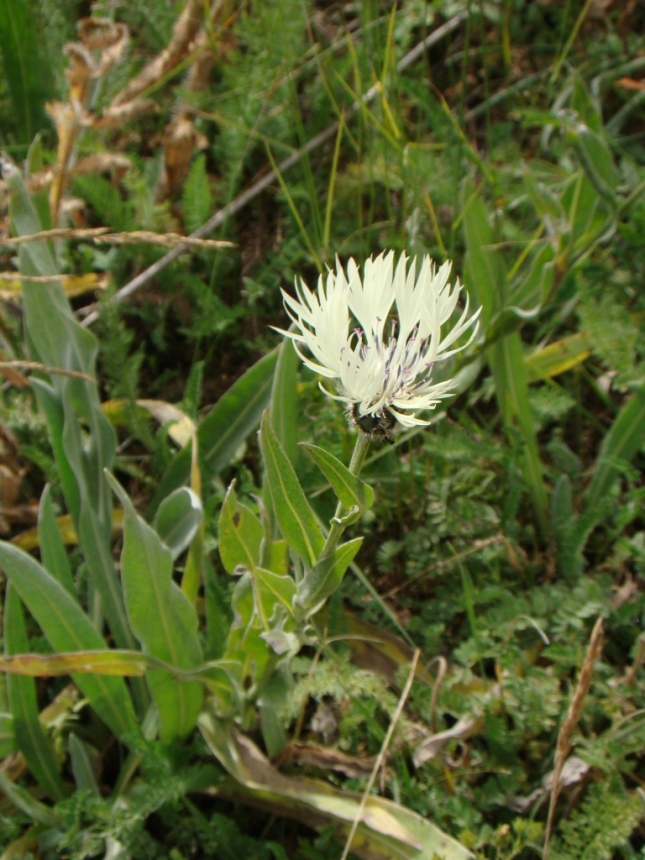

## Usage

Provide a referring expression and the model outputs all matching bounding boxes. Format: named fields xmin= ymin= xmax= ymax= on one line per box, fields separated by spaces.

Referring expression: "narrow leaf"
xmin=260 ymin=412 xmax=324 ymax=568
xmin=153 ymin=487 xmax=203 ymax=560
xmin=586 ymin=382 xmax=645 ymax=513
xmin=4 ymin=585 xmax=67 ymax=800
xmin=199 ymin=714 xmax=473 ymax=860
xmin=0 ymin=649 xmax=157 ymax=677
xmin=0 ymin=713 xmax=16 ymax=758
xmin=524 ymin=332 xmax=591 ymax=382
xmin=300 ymin=443 xmax=374 ymax=511
xmin=37 ymin=484 xmax=75 ymax=596
xmin=297 ymin=538 xmax=363 ymax=614
xmin=218 ymin=482 xmax=264 ymax=574
xmin=0 ymin=770 xmax=62 ymax=829
xmin=150 ymin=349 xmax=279 ymax=514
xmin=0 ymin=0 xmax=54 ymax=143
xmin=0 ymin=542 xmax=140 ymax=741
xmin=107 ymin=473 xmax=203 ymax=743
xmin=68 ymin=734 xmax=101 ymax=795
xmin=271 ymin=336 xmax=299 ymax=466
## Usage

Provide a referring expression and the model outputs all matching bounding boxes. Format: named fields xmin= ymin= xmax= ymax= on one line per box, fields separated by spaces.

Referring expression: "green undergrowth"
xmin=1 ymin=0 xmax=644 ymax=858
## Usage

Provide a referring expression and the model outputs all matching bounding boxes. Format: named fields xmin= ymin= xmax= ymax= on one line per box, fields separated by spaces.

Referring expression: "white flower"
xmin=275 ymin=251 xmax=480 ymax=431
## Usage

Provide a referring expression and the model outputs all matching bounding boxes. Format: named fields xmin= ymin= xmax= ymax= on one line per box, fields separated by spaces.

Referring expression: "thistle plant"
xmin=268 ymin=252 xmax=480 ymax=617
xmin=0 ymin=166 xmax=478 ymax=859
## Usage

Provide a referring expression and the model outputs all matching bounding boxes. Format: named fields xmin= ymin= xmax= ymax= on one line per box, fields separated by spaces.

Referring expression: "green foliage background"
xmin=0 ymin=0 xmax=644 ymax=858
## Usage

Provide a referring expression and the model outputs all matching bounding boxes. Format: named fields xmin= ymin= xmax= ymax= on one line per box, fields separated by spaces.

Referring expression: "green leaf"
xmin=107 ymin=473 xmax=203 ymax=743
xmin=571 ymin=124 xmax=620 ymax=205
xmin=0 ymin=770 xmax=63 ymax=829
xmin=0 ymin=542 xmax=140 ymax=742
xmin=524 ymin=332 xmax=591 ymax=382
xmin=260 ymin=412 xmax=324 ymax=568
xmin=153 ymin=487 xmax=203 ymax=560
xmin=0 ymin=1 xmax=54 ymax=145
xmin=68 ymin=733 xmax=101 ymax=796
xmin=7 ymin=165 xmax=133 ymax=652
xmin=297 ymin=538 xmax=363 ymax=615
xmin=255 ymin=567 xmax=297 ymax=618
xmin=463 ymin=181 xmax=547 ymax=533
xmin=182 ymin=154 xmax=212 ymax=234
xmin=199 ymin=714 xmax=474 ymax=860
xmin=218 ymin=482 xmax=265 ymax=575
xmin=4 ymin=585 xmax=67 ymax=800
xmin=586 ymin=382 xmax=645 ymax=514
xmin=300 ymin=442 xmax=374 ymax=512
xmin=0 ymin=713 xmax=16 ymax=758
xmin=150 ymin=348 xmax=279 ymax=515
xmin=37 ymin=484 xmax=75 ymax=597
xmin=225 ymin=572 xmax=272 ymax=687
xmin=271 ymin=336 xmax=300 ymax=466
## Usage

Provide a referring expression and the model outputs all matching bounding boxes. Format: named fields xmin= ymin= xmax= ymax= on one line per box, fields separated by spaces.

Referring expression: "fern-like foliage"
xmin=182 ymin=153 xmax=212 ymax=234
xmin=549 ymin=779 xmax=642 ymax=860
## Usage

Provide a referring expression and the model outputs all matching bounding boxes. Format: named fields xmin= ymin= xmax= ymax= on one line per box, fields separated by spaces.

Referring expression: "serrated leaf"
xmin=182 ymin=154 xmax=212 ymax=234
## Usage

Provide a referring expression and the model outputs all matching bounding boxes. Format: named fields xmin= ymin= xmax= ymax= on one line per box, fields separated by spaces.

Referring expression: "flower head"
xmin=275 ymin=252 xmax=480 ymax=432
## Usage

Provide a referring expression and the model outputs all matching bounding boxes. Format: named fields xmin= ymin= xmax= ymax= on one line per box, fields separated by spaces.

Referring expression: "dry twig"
xmin=340 ymin=649 xmax=420 ymax=860
xmin=543 ymin=617 xmax=604 ymax=859
xmin=80 ymin=12 xmax=468 ymax=327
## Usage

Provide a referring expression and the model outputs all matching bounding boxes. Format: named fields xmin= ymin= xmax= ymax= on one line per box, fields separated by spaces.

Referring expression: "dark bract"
xmin=351 ymin=404 xmax=396 ymax=443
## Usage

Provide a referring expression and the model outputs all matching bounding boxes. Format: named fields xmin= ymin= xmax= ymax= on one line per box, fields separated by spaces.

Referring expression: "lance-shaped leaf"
xmin=255 ymin=568 xmax=297 ymax=619
xmin=586 ymin=381 xmax=645 ymax=515
xmin=150 ymin=349 xmax=278 ymax=514
xmin=218 ymin=482 xmax=264 ymax=574
xmin=4 ymin=585 xmax=67 ymax=800
xmin=0 ymin=770 xmax=63 ymax=830
xmin=0 ymin=649 xmax=159 ymax=677
xmin=300 ymin=443 xmax=374 ymax=512
xmin=0 ymin=714 xmax=15 ymax=758
xmin=260 ymin=412 xmax=324 ymax=568
xmin=199 ymin=713 xmax=473 ymax=860
xmin=107 ymin=474 xmax=203 ymax=743
xmin=37 ymin=484 xmax=75 ymax=596
xmin=297 ymin=538 xmax=363 ymax=615
xmin=153 ymin=487 xmax=203 ymax=561
xmin=0 ymin=542 xmax=140 ymax=741
xmin=7 ymin=166 xmax=133 ymax=651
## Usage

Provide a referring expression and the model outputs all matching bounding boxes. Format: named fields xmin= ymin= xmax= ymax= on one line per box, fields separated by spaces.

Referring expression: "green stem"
xmin=297 ymin=431 xmax=372 ymax=615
